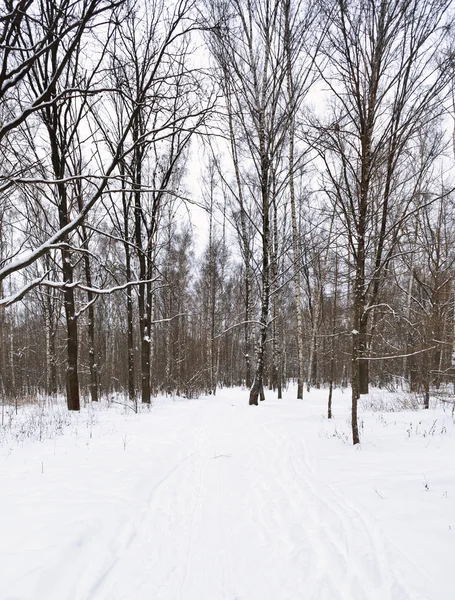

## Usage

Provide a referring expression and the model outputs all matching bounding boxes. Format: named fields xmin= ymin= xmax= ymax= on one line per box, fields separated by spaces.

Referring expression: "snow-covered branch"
xmin=359 ymin=346 xmax=438 ymax=361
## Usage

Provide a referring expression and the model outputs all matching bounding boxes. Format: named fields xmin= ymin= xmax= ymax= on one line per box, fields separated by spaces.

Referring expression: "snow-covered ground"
xmin=1 ymin=387 xmax=454 ymax=600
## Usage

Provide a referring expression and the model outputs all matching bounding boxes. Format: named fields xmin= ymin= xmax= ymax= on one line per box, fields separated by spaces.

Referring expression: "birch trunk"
xmin=307 ymin=285 xmax=322 ymax=393
xmin=284 ymin=0 xmax=304 ymax=399
xmin=328 ymin=251 xmax=338 ymax=419
xmin=226 ymin=91 xmax=253 ymax=388
xmin=249 ymin=72 xmax=271 ymax=405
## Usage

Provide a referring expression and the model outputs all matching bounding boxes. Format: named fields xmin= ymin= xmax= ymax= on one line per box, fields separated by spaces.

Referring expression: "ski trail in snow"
xmin=265 ymin=423 xmax=408 ymax=599
xmin=85 ymin=399 xmax=210 ymax=600
xmin=78 ymin=395 xmax=431 ymax=600
xmin=86 ymin=450 xmax=197 ymax=598
xmin=287 ymin=421 xmax=441 ymax=600
xmin=178 ymin=408 xmax=208 ymax=600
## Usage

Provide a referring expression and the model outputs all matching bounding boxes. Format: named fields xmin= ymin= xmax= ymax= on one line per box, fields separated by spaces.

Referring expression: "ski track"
xmin=262 ymin=422 xmax=407 ymax=600
xmin=80 ymin=396 xmax=420 ymax=600
xmin=3 ymin=391 xmax=445 ymax=600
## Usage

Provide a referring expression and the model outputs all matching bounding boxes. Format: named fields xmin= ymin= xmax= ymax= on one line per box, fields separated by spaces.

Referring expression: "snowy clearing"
xmin=1 ymin=387 xmax=454 ymax=600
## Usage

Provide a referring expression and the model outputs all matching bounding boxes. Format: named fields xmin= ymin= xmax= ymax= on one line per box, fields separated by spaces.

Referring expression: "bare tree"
xmin=317 ymin=0 xmax=453 ymax=443
xmin=207 ymin=0 xmax=294 ymax=405
xmin=94 ymin=0 xmax=213 ymax=403
xmin=0 ymin=0 xmax=119 ymax=142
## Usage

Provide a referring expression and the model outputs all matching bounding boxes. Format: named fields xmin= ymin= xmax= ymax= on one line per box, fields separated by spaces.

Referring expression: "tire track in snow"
xmin=88 ymin=398 xmax=242 ymax=600
xmin=86 ymin=451 xmax=198 ymax=599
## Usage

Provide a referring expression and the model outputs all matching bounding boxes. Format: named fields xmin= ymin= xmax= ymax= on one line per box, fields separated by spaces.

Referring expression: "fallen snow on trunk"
xmin=1 ymin=387 xmax=454 ymax=599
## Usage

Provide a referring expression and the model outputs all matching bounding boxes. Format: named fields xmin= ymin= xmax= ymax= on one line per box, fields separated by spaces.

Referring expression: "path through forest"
xmin=2 ymin=388 xmax=453 ymax=599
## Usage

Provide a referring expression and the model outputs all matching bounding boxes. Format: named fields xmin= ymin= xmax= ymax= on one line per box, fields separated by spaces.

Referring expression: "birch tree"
xmin=207 ymin=0 xmax=292 ymax=405
xmin=317 ymin=0 xmax=453 ymax=443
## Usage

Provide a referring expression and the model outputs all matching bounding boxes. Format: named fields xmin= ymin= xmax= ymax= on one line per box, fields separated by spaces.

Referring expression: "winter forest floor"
xmin=1 ymin=387 xmax=454 ymax=600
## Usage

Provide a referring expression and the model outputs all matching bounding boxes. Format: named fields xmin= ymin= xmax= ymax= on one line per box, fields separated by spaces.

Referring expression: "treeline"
xmin=1 ymin=0 xmax=454 ymax=443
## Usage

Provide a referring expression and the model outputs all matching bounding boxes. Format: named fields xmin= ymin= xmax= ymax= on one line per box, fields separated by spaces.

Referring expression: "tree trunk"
xmin=133 ymin=137 xmax=151 ymax=404
xmin=249 ymin=142 xmax=270 ymax=405
xmin=77 ymin=189 xmax=98 ymax=403
xmin=270 ymin=189 xmax=280 ymax=394
xmin=165 ymin=219 xmax=172 ymax=394
xmin=424 ymin=380 xmax=430 ymax=409
xmin=226 ymin=90 xmax=253 ymax=388
xmin=146 ymin=270 xmax=153 ymax=395
xmin=403 ymin=248 xmax=415 ymax=389
xmin=351 ymin=264 xmax=364 ymax=444
xmin=56 ymin=179 xmax=80 ymax=410
xmin=284 ymin=0 xmax=304 ymax=399
xmin=44 ymin=285 xmax=58 ymax=397
xmin=328 ymin=251 xmax=338 ymax=419
xmin=61 ymin=245 xmax=80 ymax=411
xmin=0 ymin=279 xmax=5 ymax=401
xmin=120 ymin=161 xmax=135 ymax=404
xmin=359 ymin=316 xmax=369 ymax=395
xmin=126 ymin=252 xmax=135 ymax=403
xmin=307 ymin=285 xmax=322 ymax=393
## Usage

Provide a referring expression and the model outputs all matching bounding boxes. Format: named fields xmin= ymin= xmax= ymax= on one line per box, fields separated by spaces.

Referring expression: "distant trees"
xmin=96 ymin=0 xmax=212 ymax=403
xmin=206 ymin=0 xmax=323 ymax=404
xmin=206 ymin=0 xmax=281 ymax=405
xmin=404 ymin=195 xmax=455 ymax=406
xmin=1 ymin=0 xmax=455 ymax=446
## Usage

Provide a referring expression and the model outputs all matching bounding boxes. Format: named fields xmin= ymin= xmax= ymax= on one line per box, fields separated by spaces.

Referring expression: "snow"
xmin=1 ymin=387 xmax=454 ymax=600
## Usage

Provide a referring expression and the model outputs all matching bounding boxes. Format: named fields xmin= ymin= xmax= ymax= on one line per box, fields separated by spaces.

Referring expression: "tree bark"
xmin=133 ymin=134 xmax=151 ymax=404
xmin=249 ymin=117 xmax=270 ymax=406
xmin=49 ymin=127 xmax=80 ymax=411
xmin=76 ymin=186 xmax=98 ymax=403
xmin=120 ymin=164 xmax=135 ymax=404
xmin=226 ymin=89 xmax=253 ymax=388
xmin=284 ymin=0 xmax=304 ymax=399
xmin=328 ymin=251 xmax=338 ymax=419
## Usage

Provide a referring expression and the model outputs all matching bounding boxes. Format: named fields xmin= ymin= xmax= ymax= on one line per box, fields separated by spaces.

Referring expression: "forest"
xmin=3 ymin=2 xmax=455 ymax=599
xmin=1 ymin=0 xmax=455 ymax=448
